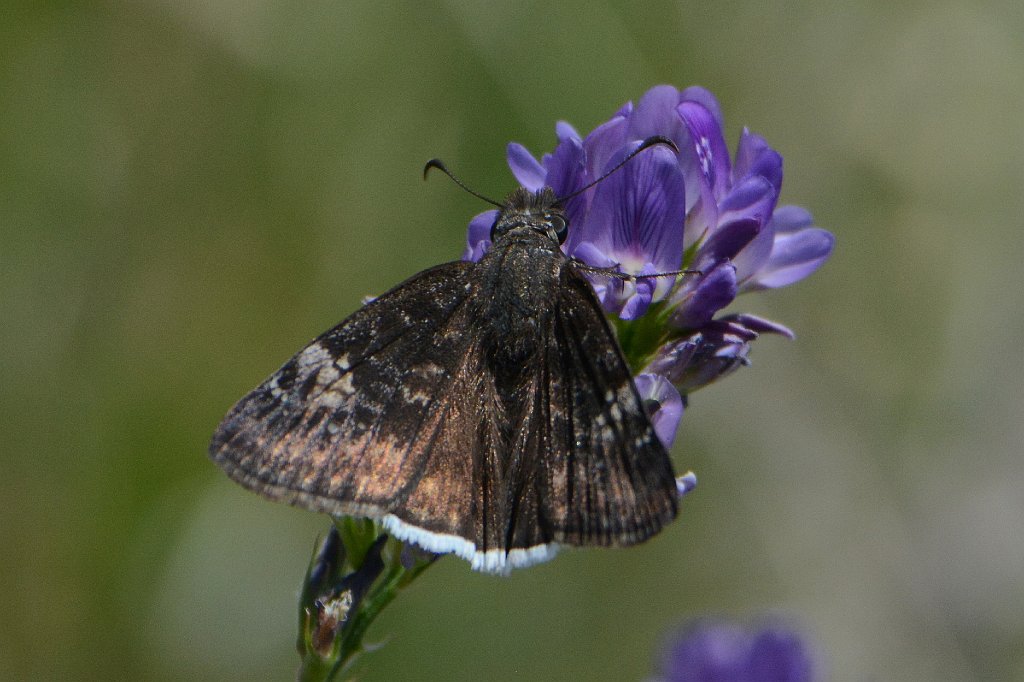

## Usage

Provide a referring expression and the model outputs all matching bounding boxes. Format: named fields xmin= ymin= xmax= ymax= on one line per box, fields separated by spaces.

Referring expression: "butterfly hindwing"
xmin=527 ymin=264 xmax=678 ymax=548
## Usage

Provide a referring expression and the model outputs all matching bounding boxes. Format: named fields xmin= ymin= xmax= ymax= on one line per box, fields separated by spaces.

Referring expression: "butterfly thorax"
xmin=474 ymin=188 xmax=570 ymax=372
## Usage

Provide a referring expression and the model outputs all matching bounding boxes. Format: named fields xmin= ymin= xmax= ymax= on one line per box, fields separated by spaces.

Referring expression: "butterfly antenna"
xmin=558 ymin=135 xmax=679 ymax=204
xmin=423 ymin=159 xmax=504 ymax=208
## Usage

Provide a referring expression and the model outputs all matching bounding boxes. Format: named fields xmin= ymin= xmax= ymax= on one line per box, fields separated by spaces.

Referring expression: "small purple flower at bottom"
xmin=652 ymin=619 xmax=818 ymax=682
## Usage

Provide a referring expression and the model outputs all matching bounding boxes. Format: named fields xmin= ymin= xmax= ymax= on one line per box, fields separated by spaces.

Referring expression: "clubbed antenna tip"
xmin=423 ymin=158 xmax=503 ymax=208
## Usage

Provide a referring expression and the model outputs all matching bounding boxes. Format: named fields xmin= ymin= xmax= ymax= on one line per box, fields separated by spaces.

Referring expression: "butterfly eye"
xmin=549 ymin=214 xmax=568 ymax=244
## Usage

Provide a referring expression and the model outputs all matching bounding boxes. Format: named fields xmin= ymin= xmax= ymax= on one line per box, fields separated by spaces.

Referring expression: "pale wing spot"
xmin=297 ymin=343 xmax=331 ymax=370
xmin=401 ymin=386 xmax=432 ymax=407
xmin=316 ymin=364 xmax=340 ymax=386
xmin=336 ymin=353 xmax=350 ymax=371
xmin=411 ymin=362 xmax=446 ymax=379
xmin=319 ymin=390 xmax=344 ymax=409
xmin=608 ymin=403 xmax=623 ymax=422
xmin=267 ymin=375 xmax=285 ymax=399
xmin=337 ymin=372 xmax=356 ymax=396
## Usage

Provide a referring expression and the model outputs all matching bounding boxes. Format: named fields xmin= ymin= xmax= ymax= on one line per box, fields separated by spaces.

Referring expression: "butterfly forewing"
xmin=210 ymin=262 xmax=484 ymax=527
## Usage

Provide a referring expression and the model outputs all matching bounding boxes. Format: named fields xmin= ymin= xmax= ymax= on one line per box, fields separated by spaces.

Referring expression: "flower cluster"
xmin=464 ymin=85 xmax=833 ymax=447
xmin=653 ymin=618 xmax=818 ymax=682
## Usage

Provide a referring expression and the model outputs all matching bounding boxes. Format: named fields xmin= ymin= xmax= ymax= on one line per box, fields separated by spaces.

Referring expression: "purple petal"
xmin=627 ymin=85 xmax=687 ymax=143
xmin=732 ymin=220 xmax=775 ymax=284
xmin=721 ymin=313 xmax=795 ymax=339
xmin=642 ymin=336 xmax=692 ymax=377
xmin=676 ymin=471 xmax=698 ymax=498
xmin=670 ymin=262 xmax=737 ymax=329
xmin=682 ymin=186 xmax=718 ymax=250
xmin=658 ymin=619 xmax=816 ymax=682
xmin=674 ymin=90 xmax=721 ymax=220
xmin=747 ymin=628 xmax=816 ymax=682
xmin=744 ymin=207 xmax=834 ymax=290
xmin=507 ymin=143 xmax=546 ymax=191
xmin=645 ymin=315 xmax=768 ymax=391
xmin=693 ymin=219 xmax=760 ymax=271
xmin=582 ymin=113 xmax=629 ymax=183
xmin=544 ymin=135 xmax=589 ymax=219
xmin=734 ymin=128 xmax=783 ymax=198
xmin=618 ymin=285 xmax=654 ymax=320
xmin=555 ymin=120 xmax=580 ymax=142
xmin=568 ymin=241 xmax=619 ymax=310
xmin=616 ymin=261 xmax=674 ymax=320
xmin=680 ymin=86 xmax=724 ymax=130
xmin=569 ymin=240 xmax=617 ymax=268
xmin=661 ymin=621 xmax=749 ymax=682
xmin=633 ymin=373 xmax=684 ymax=448
xmin=578 ymin=143 xmax=685 ymax=274
xmin=678 ymin=100 xmax=731 ymax=201
xmin=718 ymin=175 xmax=777 ymax=228
xmin=746 ymin=228 xmax=834 ymax=290
xmin=462 ymin=210 xmax=497 ymax=262
xmin=643 ymin=259 xmax=679 ymax=304
xmin=770 ymin=204 xmax=815 ymax=232
xmin=717 ymin=175 xmax=778 ymax=280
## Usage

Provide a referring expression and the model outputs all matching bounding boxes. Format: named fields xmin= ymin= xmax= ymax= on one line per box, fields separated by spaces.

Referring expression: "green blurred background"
xmin=3 ymin=1 xmax=1022 ymax=680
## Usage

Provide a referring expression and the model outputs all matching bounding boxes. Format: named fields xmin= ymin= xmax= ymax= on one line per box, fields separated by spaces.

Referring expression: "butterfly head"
xmin=425 ymin=135 xmax=676 ymax=250
xmin=491 ymin=187 xmax=568 ymax=245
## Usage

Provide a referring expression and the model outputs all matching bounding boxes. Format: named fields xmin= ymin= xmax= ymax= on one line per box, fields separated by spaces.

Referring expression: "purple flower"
xmin=654 ymin=619 xmax=818 ymax=682
xmin=463 ymin=85 xmax=833 ymax=449
xmin=644 ymin=314 xmax=794 ymax=392
xmin=634 ymin=373 xmax=685 ymax=448
xmin=466 ymin=85 xmax=831 ymax=316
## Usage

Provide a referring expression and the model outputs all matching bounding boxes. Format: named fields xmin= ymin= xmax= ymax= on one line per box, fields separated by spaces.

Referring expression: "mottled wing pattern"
xmin=209 ymin=261 xmax=496 ymax=546
xmin=510 ymin=264 xmax=678 ymax=550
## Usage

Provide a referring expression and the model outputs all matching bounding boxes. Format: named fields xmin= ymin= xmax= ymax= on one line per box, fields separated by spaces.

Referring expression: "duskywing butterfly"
xmin=209 ymin=137 xmax=683 ymax=573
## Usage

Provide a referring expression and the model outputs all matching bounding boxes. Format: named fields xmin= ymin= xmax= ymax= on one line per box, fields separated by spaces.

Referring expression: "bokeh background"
xmin=3 ymin=1 xmax=1022 ymax=680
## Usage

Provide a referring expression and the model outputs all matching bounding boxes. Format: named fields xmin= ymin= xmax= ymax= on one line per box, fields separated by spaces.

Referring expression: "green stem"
xmin=296 ymin=526 xmax=437 ymax=682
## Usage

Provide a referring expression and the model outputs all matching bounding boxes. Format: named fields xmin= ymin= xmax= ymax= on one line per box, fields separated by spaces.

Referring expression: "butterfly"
xmin=209 ymin=137 xmax=682 ymax=574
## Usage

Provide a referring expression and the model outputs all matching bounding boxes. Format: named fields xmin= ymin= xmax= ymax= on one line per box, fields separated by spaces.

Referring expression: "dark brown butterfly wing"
xmin=210 ymin=261 xmax=499 ymax=555
xmin=503 ymin=263 xmax=678 ymax=556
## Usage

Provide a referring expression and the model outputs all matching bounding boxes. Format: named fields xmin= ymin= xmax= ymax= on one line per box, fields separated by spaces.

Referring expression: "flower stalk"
xmin=296 ymin=519 xmax=436 ymax=681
